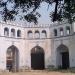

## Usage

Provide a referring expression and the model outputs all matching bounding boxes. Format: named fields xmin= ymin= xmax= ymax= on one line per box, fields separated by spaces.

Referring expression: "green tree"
xmin=63 ymin=0 xmax=75 ymax=23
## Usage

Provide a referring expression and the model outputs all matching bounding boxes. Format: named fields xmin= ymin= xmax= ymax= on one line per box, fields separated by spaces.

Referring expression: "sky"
xmin=36 ymin=2 xmax=55 ymax=24
xmin=15 ymin=2 xmax=55 ymax=25
xmin=0 ymin=1 xmax=55 ymax=25
xmin=25 ymin=2 xmax=55 ymax=25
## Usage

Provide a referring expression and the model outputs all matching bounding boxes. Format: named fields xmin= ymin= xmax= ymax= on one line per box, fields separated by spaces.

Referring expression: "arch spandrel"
xmin=31 ymin=46 xmax=44 ymax=54
xmin=7 ymin=45 xmax=19 ymax=51
xmin=57 ymin=44 xmax=69 ymax=52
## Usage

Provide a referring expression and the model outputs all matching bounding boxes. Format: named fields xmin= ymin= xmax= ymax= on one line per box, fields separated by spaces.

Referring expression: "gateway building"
xmin=0 ymin=21 xmax=74 ymax=71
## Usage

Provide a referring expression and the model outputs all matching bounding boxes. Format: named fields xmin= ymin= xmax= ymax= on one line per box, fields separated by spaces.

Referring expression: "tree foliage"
xmin=0 ymin=0 xmax=75 ymax=24
xmin=63 ymin=0 xmax=75 ymax=23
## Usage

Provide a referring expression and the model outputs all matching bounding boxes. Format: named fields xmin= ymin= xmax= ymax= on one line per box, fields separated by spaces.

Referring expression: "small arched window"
xmin=35 ymin=31 xmax=40 ymax=39
xmin=42 ymin=30 xmax=47 ymax=38
xmin=11 ymin=29 xmax=15 ymax=37
xmin=17 ymin=30 xmax=21 ymax=37
xmin=28 ymin=31 xmax=33 ymax=38
xmin=66 ymin=26 xmax=70 ymax=35
xmin=54 ymin=29 xmax=57 ymax=36
xmin=4 ymin=27 xmax=9 ymax=36
xmin=60 ymin=27 xmax=63 ymax=36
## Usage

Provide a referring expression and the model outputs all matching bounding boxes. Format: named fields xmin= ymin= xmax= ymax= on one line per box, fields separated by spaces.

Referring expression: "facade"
xmin=0 ymin=21 xmax=75 ymax=71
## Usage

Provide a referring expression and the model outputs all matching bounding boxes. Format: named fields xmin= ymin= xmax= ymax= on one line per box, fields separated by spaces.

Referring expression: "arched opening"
xmin=6 ymin=45 xmax=19 ymax=71
xmin=28 ymin=30 xmax=33 ymax=38
xmin=54 ymin=29 xmax=57 ymax=36
xmin=60 ymin=27 xmax=64 ymax=36
xmin=66 ymin=26 xmax=70 ymax=35
xmin=4 ymin=27 xmax=9 ymax=36
xmin=11 ymin=29 xmax=15 ymax=37
xmin=42 ymin=30 xmax=47 ymax=38
xmin=31 ymin=46 xmax=45 ymax=70
xmin=17 ymin=30 xmax=21 ymax=37
xmin=56 ymin=44 xmax=69 ymax=69
xmin=35 ymin=31 xmax=40 ymax=39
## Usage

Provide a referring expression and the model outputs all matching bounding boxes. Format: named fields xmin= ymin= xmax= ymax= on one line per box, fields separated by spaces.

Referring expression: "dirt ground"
xmin=0 ymin=70 xmax=75 ymax=75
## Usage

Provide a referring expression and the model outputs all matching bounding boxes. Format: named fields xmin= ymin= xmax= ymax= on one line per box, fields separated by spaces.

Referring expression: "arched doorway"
xmin=31 ymin=46 xmax=45 ymax=70
xmin=56 ymin=44 xmax=69 ymax=69
xmin=6 ymin=45 xmax=19 ymax=71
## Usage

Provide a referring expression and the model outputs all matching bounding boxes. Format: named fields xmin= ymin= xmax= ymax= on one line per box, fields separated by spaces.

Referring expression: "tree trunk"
xmin=53 ymin=0 xmax=58 ymax=22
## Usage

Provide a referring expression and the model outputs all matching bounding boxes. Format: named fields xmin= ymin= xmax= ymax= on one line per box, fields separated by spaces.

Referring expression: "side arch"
xmin=6 ymin=45 xmax=19 ymax=71
xmin=56 ymin=44 xmax=69 ymax=69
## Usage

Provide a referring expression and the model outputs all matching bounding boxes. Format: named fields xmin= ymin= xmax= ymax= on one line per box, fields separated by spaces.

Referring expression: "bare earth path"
xmin=0 ymin=70 xmax=75 ymax=75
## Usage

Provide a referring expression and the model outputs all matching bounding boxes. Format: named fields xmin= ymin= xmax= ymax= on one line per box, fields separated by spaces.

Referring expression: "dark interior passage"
xmin=62 ymin=52 xmax=69 ymax=69
xmin=31 ymin=46 xmax=45 ymax=70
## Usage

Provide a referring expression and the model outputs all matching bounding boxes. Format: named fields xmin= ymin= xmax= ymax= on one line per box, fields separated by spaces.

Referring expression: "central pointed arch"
xmin=31 ymin=46 xmax=45 ymax=70
xmin=6 ymin=45 xmax=19 ymax=71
